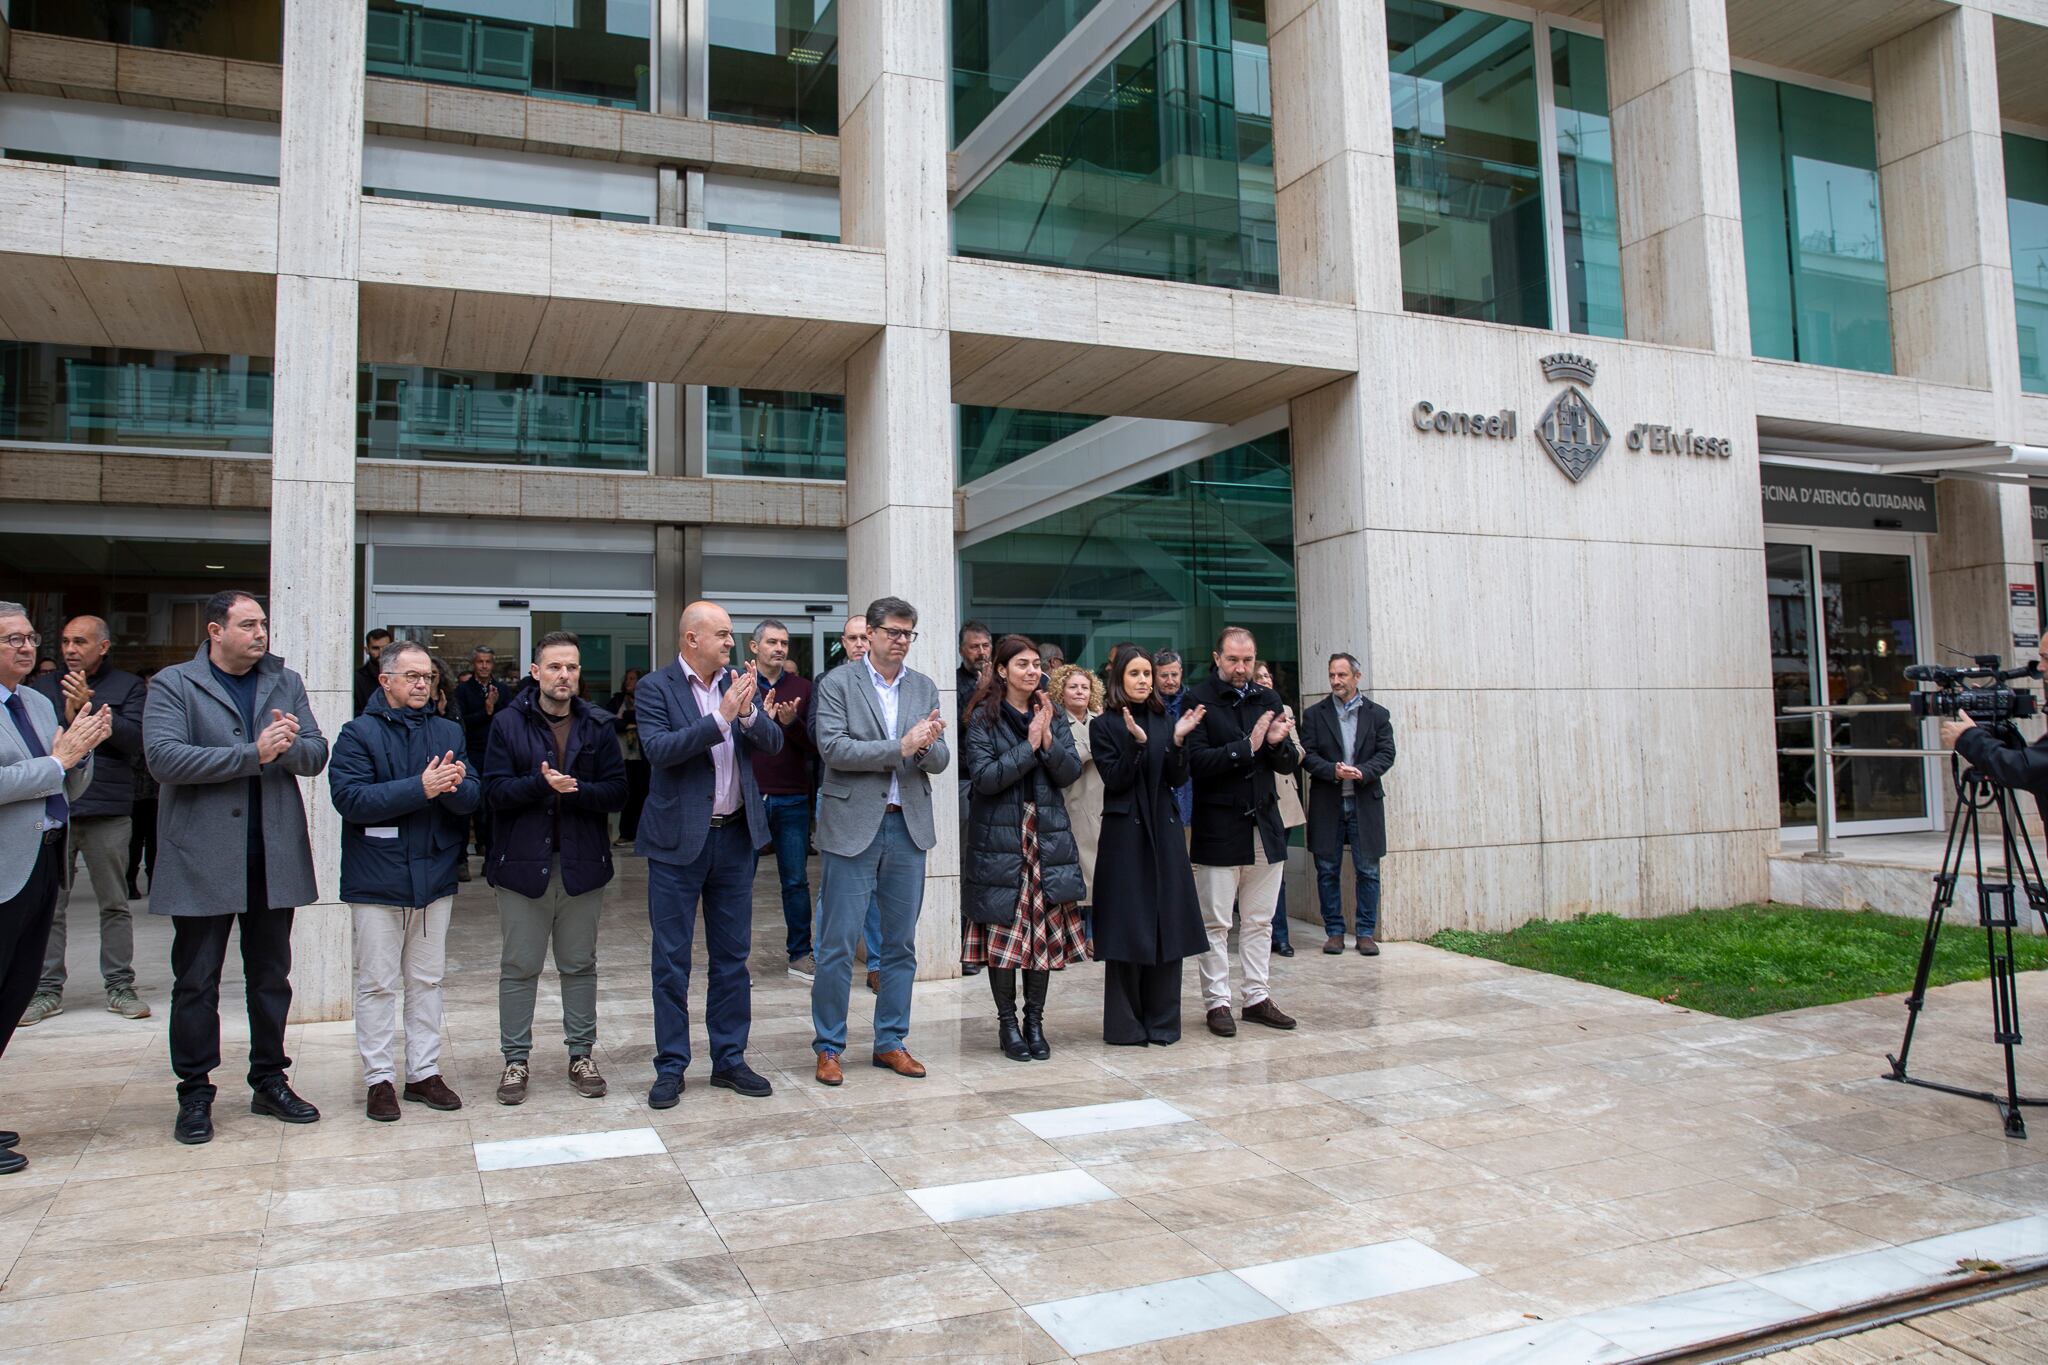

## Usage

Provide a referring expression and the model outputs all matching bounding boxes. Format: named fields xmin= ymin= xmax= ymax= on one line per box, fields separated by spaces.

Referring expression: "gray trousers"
xmin=42 ymin=814 xmax=135 ymax=995
xmin=497 ymin=859 xmax=603 ymax=1062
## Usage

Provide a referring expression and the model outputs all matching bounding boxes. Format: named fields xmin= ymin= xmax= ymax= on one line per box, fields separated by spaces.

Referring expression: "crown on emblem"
xmin=1539 ymin=352 xmax=1597 ymax=385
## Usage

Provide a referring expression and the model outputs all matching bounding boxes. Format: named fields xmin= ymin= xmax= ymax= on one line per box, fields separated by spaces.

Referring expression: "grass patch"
xmin=1426 ymin=904 xmax=2048 ymax=1018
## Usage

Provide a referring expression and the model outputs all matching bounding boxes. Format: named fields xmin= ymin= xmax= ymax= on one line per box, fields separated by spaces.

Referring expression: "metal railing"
xmin=1778 ymin=702 xmax=1946 ymax=861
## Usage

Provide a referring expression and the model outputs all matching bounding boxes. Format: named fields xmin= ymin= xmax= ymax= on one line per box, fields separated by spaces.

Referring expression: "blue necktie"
xmin=5 ymin=692 xmax=67 ymax=828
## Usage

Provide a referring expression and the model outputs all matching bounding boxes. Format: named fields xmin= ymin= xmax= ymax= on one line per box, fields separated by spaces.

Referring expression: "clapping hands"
xmin=900 ymin=708 xmax=945 ymax=758
xmin=256 ymin=708 xmax=300 ymax=764
xmin=421 ymin=750 xmax=466 ymax=797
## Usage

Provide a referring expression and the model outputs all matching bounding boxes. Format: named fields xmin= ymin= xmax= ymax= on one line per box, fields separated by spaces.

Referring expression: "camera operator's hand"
xmin=1940 ymin=714 xmax=1976 ymax=749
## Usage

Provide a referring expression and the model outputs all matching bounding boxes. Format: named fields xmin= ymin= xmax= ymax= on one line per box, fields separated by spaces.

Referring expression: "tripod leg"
xmin=1893 ymin=782 xmax=1970 ymax=1080
xmin=1992 ymin=790 xmax=2031 ymax=1138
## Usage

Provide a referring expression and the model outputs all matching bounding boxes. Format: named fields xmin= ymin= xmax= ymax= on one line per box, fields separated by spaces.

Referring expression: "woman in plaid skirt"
xmin=962 ymin=636 xmax=1086 ymax=1061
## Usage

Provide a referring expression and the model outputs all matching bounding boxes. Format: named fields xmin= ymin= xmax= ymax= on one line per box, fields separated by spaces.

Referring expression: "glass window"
xmin=706 ymin=389 xmax=845 ymax=480
xmin=362 ymin=185 xmax=645 ymax=220
xmin=960 ymin=434 xmax=1295 ymax=688
xmin=359 ymin=365 xmax=648 ymax=470
xmin=951 ymin=0 xmax=1107 ymax=144
xmin=957 ymin=405 xmax=1105 ymax=484
xmin=1387 ymin=1 xmax=1547 ymax=327
xmin=365 ymin=1 xmax=651 ymax=110
xmin=1 ymin=151 xmax=277 ymax=188
xmin=1550 ymin=28 xmax=1621 ymax=338
xmin=8 ymin=0 xmax=283 ymax=63
xmin=1734 ymin=73 xmax=1892 ymax=373
xmin=2005 ymin=132 xmax=2048 ymax=395
xmin=531 ymin=610 xmax=652 ymax=704
xmin=952 ymin=0 xmax=1276 ymax=294
xmin=707 ymin=0 xmax=838 ymax=133
xmin=0 ymin=343 xmax=274 ymax=453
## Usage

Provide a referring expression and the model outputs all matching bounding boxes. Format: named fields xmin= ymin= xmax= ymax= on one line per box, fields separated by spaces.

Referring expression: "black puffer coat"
xmin=963 ymin=698 xmax=1084 ymax=925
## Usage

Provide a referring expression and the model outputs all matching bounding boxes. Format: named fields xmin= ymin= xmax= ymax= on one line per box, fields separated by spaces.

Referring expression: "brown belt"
xmin=709 ymin=811 xmax=743 ymax=828
xmin=40 ymin=827 xmax=66 ymax=846
xmin=886 ymin=803 xmax=903 ymax=813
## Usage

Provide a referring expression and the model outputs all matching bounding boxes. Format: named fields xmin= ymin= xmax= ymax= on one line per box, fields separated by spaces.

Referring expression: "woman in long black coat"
xmin=1089 ymin=644 xmax=1209 ymax=1045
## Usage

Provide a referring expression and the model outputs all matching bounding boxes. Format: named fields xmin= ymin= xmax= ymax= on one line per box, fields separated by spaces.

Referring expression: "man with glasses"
xmin=0 ymin=605 xmax=111 ymax=1174
xmin=810 ymin=597 xmax=951 ymax=1086
xmin=328 ymin=641 xmax=480 ymax=1122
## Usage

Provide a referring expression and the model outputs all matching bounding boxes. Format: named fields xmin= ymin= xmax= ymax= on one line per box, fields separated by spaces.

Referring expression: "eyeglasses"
xmin=386 ymin=671 xmax=437 ymax=686
xmin=876 ymin=626 xmax=918 ymax=643
xmin=0 ymin=633 xmax=39 ymax=650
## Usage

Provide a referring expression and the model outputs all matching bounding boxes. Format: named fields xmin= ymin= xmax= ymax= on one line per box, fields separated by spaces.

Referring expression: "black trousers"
xmin=0 ymin=838 xmax=62 ymax=1062
xmin=1102 ymin=958 xmax=1183 ymax=1047
xmin=170 ymin=907 xmax=295 ymax=1102
xmin=127 ymin=797 xmax=157 ymax=887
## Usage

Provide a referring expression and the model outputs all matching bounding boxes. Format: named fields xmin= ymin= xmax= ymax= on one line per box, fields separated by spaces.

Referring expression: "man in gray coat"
xmin=146 ymin=590 xmax=328 ymax=1146
xmin=809 ymin=596 xmax=950 ymax=1086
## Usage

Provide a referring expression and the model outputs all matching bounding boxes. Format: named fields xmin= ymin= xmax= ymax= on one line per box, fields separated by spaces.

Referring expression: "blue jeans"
xmin=1315 ymin=799 xmax=1381 ymax=938
xmin=1272 ymin=881 xmax=1292 ymax=948
xmin=813 ymin=810 xmax=926 ymax=1055
xmin=815 ymin=795 xmax=881 ymax=964
xmin=648 ymin=823 xmax=755 ymax=1077
xmin=764 ymin=794 xmax=814 ymax=959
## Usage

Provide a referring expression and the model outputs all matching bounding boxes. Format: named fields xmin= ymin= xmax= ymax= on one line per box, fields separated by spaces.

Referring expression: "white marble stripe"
xmin=1574 ymin=1280 xmax=1812 ymax=1357
xmin=1010 ymin=1098 xmax=1194 ymax=1140
xmin=474 ymin=1126 xmax=668 ymax=1172
xmin=1379 ymin=1319 xmax=1632 ymax=1365
xmin=907 ymin=1168 xmax=1118 ymax=1224
xmin=1747 ymin=1245 xmax=1954 ymax=1314
xmin=1025 ymin=1271 xmax=1286 ymax=1357
xmin=1901 ymin=1214 xmax=2048 ymax=1268
xmin=1231 ymin=1237 xmax=1476 ymax=1313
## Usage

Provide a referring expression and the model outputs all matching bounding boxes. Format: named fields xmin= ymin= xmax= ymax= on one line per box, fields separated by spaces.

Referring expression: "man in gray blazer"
xmin=809 ymin=596 xmax=950 ymax=1085
xmin=0 ymin=602 xmax=109 ymax=1174
xmin=145 ymin=590 xmax=328 ymax=1146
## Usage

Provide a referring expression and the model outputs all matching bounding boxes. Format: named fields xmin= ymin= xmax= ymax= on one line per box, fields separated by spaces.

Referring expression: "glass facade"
xmin=1734 ymin=73 xmax=1892 ymax=373
xmin=707 ymin=0 xmax=838 ymax=133
xmin=365 ymin=1 xmax=651 ymax=110
xmin=957 ymin=406 xmax=1104 ymax=485
xmin=951 ymin=0 xmax=1107 ymax=144
xmin=2006 ymin=133 xmax=2048 ymax=395
xmin=1 ymin=150 xmax=276 ymax=187
xmin=961 ymin=434 xmax=1295 ymax=690
xmin=0 ymin=343 xmax=274 ymax=453
xmin=1550 ymin=29 xmax=1621 ymax=338
xmin=706 ymin=389 xmax=845 ymax=480
xmin=1387 ymin=1 xmax=1547 ymax=327
xmin=359 ymin=365 xmax=648 ymax=469
xmin=8 ymin=0 xmax=283 ymax=63
xmin=952 ymin=0 xmax=1277 ymax=294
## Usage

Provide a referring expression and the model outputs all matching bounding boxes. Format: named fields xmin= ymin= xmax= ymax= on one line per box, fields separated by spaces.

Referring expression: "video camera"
xmin=1905 ymin=653 xmax=2040 ymax=727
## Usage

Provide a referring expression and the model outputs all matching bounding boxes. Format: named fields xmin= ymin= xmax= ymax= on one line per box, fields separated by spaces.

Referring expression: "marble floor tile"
xmin=267 ymin=1172 xmax=485 ymax=1227
xmin=1376 ymin=1318 xmax=1632 ymax=1365
xmin=782 ymin=1305 xmax=1059 ymax=1364
xmin=1088 ymin=1145 xmax=1287 ymax=1198
xmin=251 ymin=1241 xmax=502 ymax=1315
xmin=711 ymin=1190 xmax=934 ymax=1254
xmin=1904 ymin=1214 xmax=2048 ymax=1268
xmin=1421 ymin=1208 xmax=1645 ymax=1276
xmin=1575 ymin=1279 xmax=1813 ymax=1356
xmin=1011 ymin=1098 xmax=1194 ymax=1140
xmin=1083 ymin=1312 xmax=1353 ymax=1365
xmin=0 ymin=1316 xmax=246 ymax=1365
xmin=736 ymin=1223 xmax=970 ymax=1296
xmin=1294 ymin=1276 xmax=1554 ymax=1359
xmin=513 ymin=1297 xmax=786 ymax=1365
xmin=1748 ymin=1244 xmax=1956 ymax=1313
xmin=1815 ymin=1185 xmax=2027 ymax=1242
xmin=1590 ymin=1177 xmax=1791 ymax=1240
xmin=1024 ymin=1270 xmax=1286 ymax=1357
xmin=503 ymin=1252 xmax=754 ymax=1331
xmin=480 ymin=1151 xmax=682 ymax=1204
xmin=908 ymin=1167 xmax=1120 ymax=1224
xmin=1493 ymin=1241 xmax=1728 ymax=1319
xmin=971 ymin=1231 xmax=1223 ymax=1304
xmin=0 ymin=1227 xmax=262 ymax=1301
xmin=0 ymin=1270 xmax=255 ymax=1352
xmin=1230 ymin=1235 xmax=1476 ymax=1313
xmin=943 ymin=1196 xmax=1172 ymax=1261
xmin=472 ymin=1124 xmax=667 ymax=1172
xmin=690 ymin=1158 xmax=899 ymax=1215
xmin=757 ymin=1260 xmax=1014 ymax=1344
xmin=493 ymin=1215 xmax=725 ymax=1281
xmin=1662 ymin=1211 xmax=1889 ymax=1280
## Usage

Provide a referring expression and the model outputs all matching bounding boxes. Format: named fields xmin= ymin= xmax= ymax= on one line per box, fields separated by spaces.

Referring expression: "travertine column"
xmin=1603 ymin=0 xmax=1750 ymax=354
xmin=273 ymin=0 xmax=365 ymax=1022
xmin=838 ymin=0 xmax=959 ymax=980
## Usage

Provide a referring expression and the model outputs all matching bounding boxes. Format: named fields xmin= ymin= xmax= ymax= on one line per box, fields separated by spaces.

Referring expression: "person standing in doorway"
xmin=24 ymin=616 xmax=149 ymax=1025
xmin=635 ymin=602 xmax=782 ymax=1109
xmin=146 ymin=590 xmax=328 ymax=1145
xmin=1154 ymin=650 xmax=1194 ymax=830
xmin=457 ymin=646 xmax=508 ymax=878
xmin=1183 ymin=626 xmax=1300 ymax=1037
xmin=747 ymin=620 xmax=817 ymax=980
xmin=355 ymin=627 xmax=391 ymax=715
xmin=607 ymin=668 xmax=649 ymax=846
xmin=1301 ymin=652 xmax=1395 ymax=956
xmin=482 ymin=632 xmax=625 ymax=1106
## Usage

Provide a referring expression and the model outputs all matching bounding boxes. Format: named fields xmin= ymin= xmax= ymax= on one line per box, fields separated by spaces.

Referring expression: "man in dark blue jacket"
xmin=482 ymin=631 xmax=626 ymax=1106
xmin=329 ymin=641 xmax=480 ymax=1122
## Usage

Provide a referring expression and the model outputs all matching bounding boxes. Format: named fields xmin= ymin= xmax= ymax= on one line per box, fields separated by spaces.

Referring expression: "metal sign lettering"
xmin=1533 ymin=353 xmax=1609 ymax=483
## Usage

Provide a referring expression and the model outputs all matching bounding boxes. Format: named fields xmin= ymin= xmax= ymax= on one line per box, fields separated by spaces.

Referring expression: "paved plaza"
xmin=0 ymin=861 xmax=2043 ymax=1363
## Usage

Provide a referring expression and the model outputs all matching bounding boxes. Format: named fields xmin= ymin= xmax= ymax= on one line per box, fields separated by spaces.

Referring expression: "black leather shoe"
xmin=175 ymin=1097 xmax=214 ymax=1145
xmin=0 ymin=1130 xmax=17 ymax=1149
xmin=0 ymin=1148 xmax=24 ymax=1175
xmin=709 ymin=1064 xmax=772 ymax=1098
xmin=1274 ymin=942 xmax=1296 ymax=957
xmin=251 ymin=1079 xmax=320 ymax=1124
xmin=647 ymin=1074 xmax=683 ymax=1109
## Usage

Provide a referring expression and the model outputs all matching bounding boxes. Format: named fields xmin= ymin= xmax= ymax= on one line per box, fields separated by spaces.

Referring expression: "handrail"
xmin=1776 ymin=700 xmax=1939 ymax=861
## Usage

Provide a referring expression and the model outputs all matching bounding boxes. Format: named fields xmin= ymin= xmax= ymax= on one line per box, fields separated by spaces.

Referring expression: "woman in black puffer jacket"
xmin=963 ymin=634 xmax=1085 ymax=1061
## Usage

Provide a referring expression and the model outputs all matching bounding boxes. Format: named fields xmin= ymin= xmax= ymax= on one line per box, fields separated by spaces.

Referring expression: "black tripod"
xmin=1887 ymin=748 xmax=2048 ymax=1138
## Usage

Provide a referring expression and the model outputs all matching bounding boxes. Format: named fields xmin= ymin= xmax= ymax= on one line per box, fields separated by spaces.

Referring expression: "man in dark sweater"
xmin=747 ymin=620 xmax=819 ymax=977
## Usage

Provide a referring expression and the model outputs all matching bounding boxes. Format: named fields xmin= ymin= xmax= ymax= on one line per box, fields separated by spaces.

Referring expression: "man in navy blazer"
xmin=635 ymin=600 xmax=783 ymax=1108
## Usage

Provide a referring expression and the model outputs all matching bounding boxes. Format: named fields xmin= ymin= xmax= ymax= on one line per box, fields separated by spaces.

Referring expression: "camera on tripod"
xmin=1905 ymin=654 xmax=2040 ymax=727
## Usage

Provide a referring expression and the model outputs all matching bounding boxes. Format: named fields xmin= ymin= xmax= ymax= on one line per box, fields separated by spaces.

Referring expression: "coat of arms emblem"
xmin=1534 ymin=353 xmax=1609 ymax=483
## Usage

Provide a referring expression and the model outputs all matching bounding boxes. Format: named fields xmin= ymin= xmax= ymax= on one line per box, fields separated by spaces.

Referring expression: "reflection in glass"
xmin=366 ymin=1 xmax=650 ymax=110
xmin=957 ymin=406 xmax=1105 ymax=484
xmin=706 ymin=389 xmax=845 ymax=480
xmin=1734 ymin=73 xmax=1892 ymax=372
xmin=1387 ymin=2 xmax=1547 ymax=327
xmin=8 ymin=0 xmax=282 ymax=62
xmin=0 ymin=343 xmax=274 ymax=454
xmin=0 ymin=534 xmax=271 ymax=675
xmin=952 ymin=0 xmax=1107 ymax=144
xmin=1768 ymin=543 xmax=1820 ymax=826
xmin=532 ymin=611 xmax=652 ymax=703
xmin=708 ymin=0 xmax=838 ymax=132
xmin=1550 ymin=29 xmax=1621 ymax=338
xmin=1820 ymin=550 xmax=1924 ymax=825
xmin=358 ymin=365 xmax=647 ymax=470
xmin=2005 ymin=133 xmax=2048 ymax=395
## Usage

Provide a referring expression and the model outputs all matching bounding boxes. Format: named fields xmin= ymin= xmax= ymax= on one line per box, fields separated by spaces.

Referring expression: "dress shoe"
xmin=366 ymin=1081 xmax=401 ymax=1123
xmin=1241 ymin=998 xmax=1297 ymax=1030
xmin=866 ymin=970 xmax=880 ymax=993
xmin=961 ymin=963 xmax=983 ymax=977
xmin=569 ymin=1055 xmax=608 ymax=1098
xmin=496 ymin=1061 xmax=530 ymax=1105
xmin=252 ymin=1078 xmax=320 ymax=1124
xmin=1322 ymin=935 xmax=1345 ymax=955
xmin=404 ymin=1075 xmax=463 ymax=1111
xmin=0 ymin=1130 xmax=16 ymax=1149
xmin=1274 ymin=941 xmax=1296 ymax=957
xmin=0 ymin=1148 xmax=24 ymax=1176
xmin=710 ymin=1064 xmax=772 ymax=1098
xmin=871 ymin=1048 xmax=927 ymax=1078
xmin=174 ymin=1097 xmax=214 ymax=1145
xmin=1205 ymin=1006 xmax=1237 ymax=1038
xmin=1357 ymin=935 xmax=1380 ymax=956
xmin=815 ymin=1049 xmax=843 ymax=1086
xmin=647 ymin=1074 xmax=683 ymax=1110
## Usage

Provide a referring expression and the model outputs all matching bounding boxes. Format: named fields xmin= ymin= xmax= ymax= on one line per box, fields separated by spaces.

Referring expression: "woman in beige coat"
xmin=1050 ymin=663 xmax=1104 ymax=953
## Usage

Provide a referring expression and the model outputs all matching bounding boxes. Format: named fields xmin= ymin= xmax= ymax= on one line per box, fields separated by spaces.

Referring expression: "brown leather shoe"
xmin=866 ymin=970 xmax=880 ymax=993
xmin=1357 ymin=936 xmax=1380 ymax=956
xmin=403 ymin=1075 xmax=463 ymax=1111
xmin=871 ymin=1048 xmax=927 ymax=1078
xmin=1206 ymin=1006 xmax=1237 ymax=1037
xmin=1242 ymin=998 xmax=1297 ymax=1030
xmin=365 ymin=1081 xmax=400 ymax=1123
xmin=815 ymin=1050 xmax=843 ymax=1087
xmin=1322 ymin=935 xmax=1344 ymax=955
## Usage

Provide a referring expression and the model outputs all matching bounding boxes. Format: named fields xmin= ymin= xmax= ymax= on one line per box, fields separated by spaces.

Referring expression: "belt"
xmin=709 ymin=811 xmax=743 ymax=828
xmin=39 ymin=827 xmax=66 ymax=846
xmin=886 ymin=803 xmax=903 ymax=813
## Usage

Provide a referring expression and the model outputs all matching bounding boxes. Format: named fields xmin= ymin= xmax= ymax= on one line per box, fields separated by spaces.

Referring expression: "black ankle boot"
xmin=1021 ymin=970 xmax=1051 ymax=1060
xmin=989 ymin=968 xmax=1030 ymax=1061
